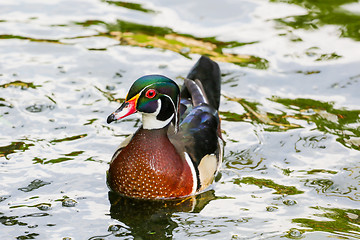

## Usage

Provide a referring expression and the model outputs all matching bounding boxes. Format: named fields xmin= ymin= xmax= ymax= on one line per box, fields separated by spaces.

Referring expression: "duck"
xmin=106 ymin=56 xmax=222 ymax=200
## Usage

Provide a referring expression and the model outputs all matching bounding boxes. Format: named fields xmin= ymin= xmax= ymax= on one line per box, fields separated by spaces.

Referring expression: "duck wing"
xmin=169 ymin=56 xmax=222 ymax=190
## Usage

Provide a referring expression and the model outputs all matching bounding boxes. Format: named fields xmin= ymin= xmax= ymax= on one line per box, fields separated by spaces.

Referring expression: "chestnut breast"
xmin=107 ymin=128 xmax=194 ymax=199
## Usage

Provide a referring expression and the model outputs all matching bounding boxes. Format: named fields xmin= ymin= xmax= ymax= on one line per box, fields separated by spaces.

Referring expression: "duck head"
xmin=107 ymin=75 xmax=180 ymax=131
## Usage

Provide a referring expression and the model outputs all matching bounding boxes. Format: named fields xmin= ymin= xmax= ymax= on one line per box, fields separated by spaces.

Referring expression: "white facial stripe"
xmin=162 ymin=94 xmax=179 ymax=132
xmin=137 ymin=82 xmax=178 ymax=130
xmin=138 ymin=82 xmax=158 ymax=97
xmin=142 ymin=99 xmax=174 ymax=130
xmin=133 ymin=82 xmax=157 ymax=103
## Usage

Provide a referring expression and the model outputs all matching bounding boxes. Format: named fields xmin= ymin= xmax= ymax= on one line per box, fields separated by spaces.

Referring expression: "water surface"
xmin=1 ymin=0 xmax=359 ymax=239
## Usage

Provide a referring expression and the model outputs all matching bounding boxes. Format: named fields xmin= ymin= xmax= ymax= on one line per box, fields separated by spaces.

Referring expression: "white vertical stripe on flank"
xmin=184 ymin=152 xmax=198 ymax=194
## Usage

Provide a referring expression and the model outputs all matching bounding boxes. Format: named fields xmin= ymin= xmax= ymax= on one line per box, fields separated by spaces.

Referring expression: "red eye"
xmin=145 ymin=89 xmax=156 ymax=98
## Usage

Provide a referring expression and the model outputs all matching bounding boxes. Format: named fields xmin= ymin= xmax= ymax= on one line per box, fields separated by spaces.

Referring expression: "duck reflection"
xmin=108 ymin=190 xmax=216 ymax=239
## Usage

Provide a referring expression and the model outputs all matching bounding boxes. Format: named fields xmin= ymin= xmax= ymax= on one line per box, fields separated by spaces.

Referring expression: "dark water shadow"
xmin=108 ymin=190 xmax=216 ymax=239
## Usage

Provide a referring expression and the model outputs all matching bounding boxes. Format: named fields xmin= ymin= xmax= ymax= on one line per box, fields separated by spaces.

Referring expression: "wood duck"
xmin=106 ymin=56 xmax=222 ymax=200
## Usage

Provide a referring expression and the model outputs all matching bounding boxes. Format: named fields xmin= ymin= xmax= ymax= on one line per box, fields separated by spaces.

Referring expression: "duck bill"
xmin=107 ymin=94 xmax=139 ymax=124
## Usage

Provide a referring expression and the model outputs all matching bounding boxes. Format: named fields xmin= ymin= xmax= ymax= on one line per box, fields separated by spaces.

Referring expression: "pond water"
xmin=1 ymin=0 xmax=360 ymax=239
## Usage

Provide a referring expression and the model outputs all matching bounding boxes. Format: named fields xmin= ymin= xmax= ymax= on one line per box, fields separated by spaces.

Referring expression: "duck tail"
xmin=181 ymin=56 xmax=221 ymax=110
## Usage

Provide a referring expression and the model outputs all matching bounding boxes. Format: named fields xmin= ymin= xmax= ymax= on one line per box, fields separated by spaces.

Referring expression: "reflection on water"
xmin=271 ymin=0 xmax=360 ymax=41
xmin=223 ymin=95 xmax=360 ymax=151
xmin=234 ymin=177 xmax=304 ymax=195
xmin=0 ymin=141 xmax=34 ymax=159
xmin=0 ymin=80 xmax=40 ymax=90
xmin=73 ymin=19 xmax=269 ymax=68
xmin=1 ymin=0 xmax=360 ymax=239
xmin=108 ymin=191 xmax=216 ymax=239
xmin=101 ymin=0 xmax=156 ymax=13
xmin=18 ymin=179 xmax=51 ymax=193
xmin=293 ymin=207 xmax=360 ymax=238
xmin=271 ymin=97 xmax=360 ymax=151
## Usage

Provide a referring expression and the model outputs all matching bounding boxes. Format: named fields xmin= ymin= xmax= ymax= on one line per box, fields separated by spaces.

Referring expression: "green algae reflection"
xmin=222 ymin=95 xmax=360 ymax=151
xmin=0 ymin=80 xmax=40 ymax=89
xmin=221 ymin=96 xmax=301 ymax=131
xmin=49 ymin=134 xmax=87 ymax=144
xmin=77 ymin=19 xmax=268 ymax=69
xmin=0 ymin=34 xmax=60 ymax=44
xmin=1 ymin=0 xmax=269 ymax=69
xmin=271 ymin=97 xmax=360 ymax=151
xmin=293 ymin=207 xmax=360 ymax=237
xmin=270 ymin=0 xmax=360 ymax=41
xmin=101 ymin=0 xmax=156 ymax=13
xmin=0 ymin=141 xmax=34 ymax=160
xmin=33 ymin=151 xmax=85 ymax=164
xmin=234 ymin=177 xmax=304 ymax=195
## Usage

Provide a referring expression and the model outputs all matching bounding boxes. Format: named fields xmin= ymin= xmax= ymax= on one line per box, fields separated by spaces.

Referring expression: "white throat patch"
xmin=142 ymin=99 xmax=174 ymax=130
